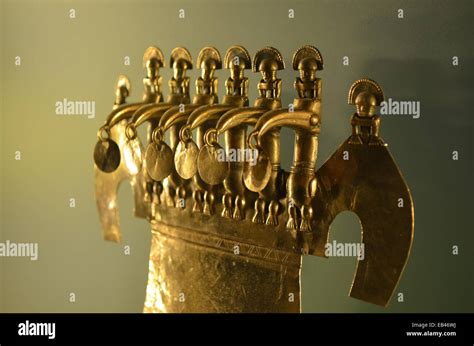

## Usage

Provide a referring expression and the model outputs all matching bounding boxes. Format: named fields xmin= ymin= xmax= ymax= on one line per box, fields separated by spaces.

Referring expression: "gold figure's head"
xmin=170 ymin=47 xmax=193 ymax=80
xmin=197 ymin=47 xmax=222 ymax=80
xmin=253 ymin=46 xmax=285 ymax=82
xmin=348 ymin=78 xmax=384 ymax=118
xmin=114 ymin=75 xmax=131 ymax=106
xmin=292 ymin=45 xmax=323 ymax=82
xmin=259 ymin=59 xmax=278 ymax=81
xmin=224 ymin=45 xmax=251 ymax=79
xmin=298 ymin=58 xmax=318 ymax=81
xmin=354 ymin=92 xmax=377 ymax=117
xmin=143 ymin=46 xmax=165 ymax=79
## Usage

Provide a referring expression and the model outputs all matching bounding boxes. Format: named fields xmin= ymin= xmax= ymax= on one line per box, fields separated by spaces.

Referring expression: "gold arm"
xmin=130 ymin=103 xmax=171 ymax=128
xmin=187 ymin=104 xmax=233 ymax=131
xmin=159 ymin=105 xmax=199 ymax=133
xmin=105 ymin=103 xmax=143 ymax=128
xmin=254 ymin=109 xmax=319 ymax=141
xmin=215 ymin=107 xmax=265 ymax=134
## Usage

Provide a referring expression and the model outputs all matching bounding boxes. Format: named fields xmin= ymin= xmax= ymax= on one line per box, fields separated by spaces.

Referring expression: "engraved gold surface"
xmin=144 ymin=205 xmax=301 ymax=313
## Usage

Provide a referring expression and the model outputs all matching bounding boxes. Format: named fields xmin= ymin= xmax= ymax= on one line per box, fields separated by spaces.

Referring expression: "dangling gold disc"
xmin=197 ymin=143 xmax=230 ymax=186
xmin=94 ymin=139 xmax=121 ymax=173
xmin=145 ymin=142 xmax=173 ymax=181
xmin=174 ymin=139 xmax=199 ymax=180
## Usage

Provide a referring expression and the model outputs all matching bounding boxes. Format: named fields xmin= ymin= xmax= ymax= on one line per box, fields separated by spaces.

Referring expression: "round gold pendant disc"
xmin=94 ymin=139 xmax=121 ymax=173
xmin=197 ymin=143 xmax=230 ymax=185
xmin=174 ymin=140 xmax=200 ymax=180
xmin=145 ymin=142 xmax=173 ymax=181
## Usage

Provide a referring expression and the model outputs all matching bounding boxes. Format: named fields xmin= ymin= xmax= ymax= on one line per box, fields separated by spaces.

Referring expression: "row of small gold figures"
xmin=94 ymin=44 xmax=385 ymax=235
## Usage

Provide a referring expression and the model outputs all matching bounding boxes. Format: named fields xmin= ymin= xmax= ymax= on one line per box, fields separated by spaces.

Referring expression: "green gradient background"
xmin=0 ymin=0 xmax=472 ymax=312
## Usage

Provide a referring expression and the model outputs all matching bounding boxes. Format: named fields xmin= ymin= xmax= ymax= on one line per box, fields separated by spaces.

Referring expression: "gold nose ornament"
xmin=94 ymin=45 xmax=414 ymax=312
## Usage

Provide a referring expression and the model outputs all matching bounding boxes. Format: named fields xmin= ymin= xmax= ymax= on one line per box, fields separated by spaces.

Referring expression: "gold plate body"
xmin=143 ymin=204 xmax=301 ymax=313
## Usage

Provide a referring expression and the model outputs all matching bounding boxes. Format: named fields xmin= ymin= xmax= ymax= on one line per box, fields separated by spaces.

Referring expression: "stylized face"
xmin=299 ymin=69 xmax=316 ymax=81
xmin=298 ymin=58 xmax=318 ymax=82
xmin=229 ymin=58 xmax=245 ymax=79
xmin=259 ymin=59 xmax=278 ymax=81
xmin=355 ymin=92 xmax=377 ymax=117
xmin=201 ymin=60 xmax=216 ymax=80
xmin=146 ymin=59 xmax=160 ymax=79
xmin=173 ymin=60 xmax=187 ymax=79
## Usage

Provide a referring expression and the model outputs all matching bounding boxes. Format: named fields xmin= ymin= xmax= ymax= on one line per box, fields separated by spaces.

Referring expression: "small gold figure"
xmin=127 ymin=47 xmax=193 ymax=209
xmin=310 ymin=78 xmax=414 ymax=305
xmin=169 ymin=47 xmax=192 ymax=100
xmin=95 ymin=46 xmax=166 ymax=239
xmin=195 ymin=46 xmax=253 ymax=218
xmin=195 ymin=47 xmax=221 ymax=102
xmin=172 ymin=47 xmax=222 ymax=211
xmin=224 ymin=46 xmax=250 ymax=99
xmin=293 ymin=45 xmax=323 ymax=99
xmin=137 ymin=47 xmax=165 ymax=214
xmin=348 ymin=78 xmax=384 ymax=145
xmin=254 ymin=47 xmax=284 ymax=101
xmin=178 ymin=46 xmax=252 ymax=215
xmin=142 ymin=47 xmax=164 ymax=103
xmin=113 ymin=75 xmax=131 ymax=109
xmin=247 ymin=47 xmax=286 ymax=225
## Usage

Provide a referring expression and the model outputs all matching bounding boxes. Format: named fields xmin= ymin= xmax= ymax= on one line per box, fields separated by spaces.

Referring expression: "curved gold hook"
xmin=247 ymin=130 xmax=261 ymax=150
xmin=104 ymin=103 xmax=143 ymax=129
xmin=188 ymin=105 xmax=233 ymax=130
xmin=254 ymin=109 xmax=320 ymax=141
xmin=97 ymin=125 xmax=111 ymax=142
xmin=123 ymin=103 xmax=172 ymax=140
xmin=179 ymin=105 xmax=233 ymax=143
xmin=203 ymin=128 xmax=218 ymax=146
xmin=179 ymin=125 xmax=192 ymax=143
xmin=159 ymin=105 xmax=199 ymax=134
xmin=215 ymin=107 xmax=265 ymax=134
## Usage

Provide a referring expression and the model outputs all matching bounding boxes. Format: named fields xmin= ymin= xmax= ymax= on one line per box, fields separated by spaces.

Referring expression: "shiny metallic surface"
xmin=144 ymin=204 xmax=301 ymax=313
xmin=197 ymin=143 xmax=230 ymax=185
xmin=311 ymin=137 xmax=414 ymax=306
xmin=93 ymin=138 xmax=121 ymax=173
xmin=145 ymin=142 xmax=174 ymax=181
xmin=94 ymin=119 xmax=132 ymax=242
xmin=242 ymin=149 xmax=272 ymax=192
xmin=174 ymin=138 xmax=200 ymax=180
xmin=94 ymin=45 xmax=414 ymax=312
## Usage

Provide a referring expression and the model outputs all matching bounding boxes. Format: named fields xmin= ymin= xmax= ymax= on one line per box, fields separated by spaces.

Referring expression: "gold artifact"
xmin=94 ymin=45 xmax=414 ymax=311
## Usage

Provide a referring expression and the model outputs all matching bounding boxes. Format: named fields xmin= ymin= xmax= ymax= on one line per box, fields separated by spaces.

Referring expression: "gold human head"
xmin=348 ymin=78 xmax=384 ymax=117
xmin=197 ymin=47 xmax=222 ymax=80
